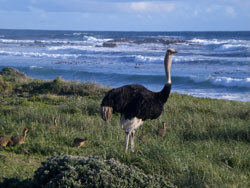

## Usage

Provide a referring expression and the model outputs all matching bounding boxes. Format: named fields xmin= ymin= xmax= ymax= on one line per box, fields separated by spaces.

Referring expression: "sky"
xmin=0 ymin=0 xmax=250 ymax=31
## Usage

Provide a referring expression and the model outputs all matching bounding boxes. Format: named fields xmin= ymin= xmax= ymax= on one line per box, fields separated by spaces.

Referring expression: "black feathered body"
xmin=101 ymin=83 xmax=171 ymax=121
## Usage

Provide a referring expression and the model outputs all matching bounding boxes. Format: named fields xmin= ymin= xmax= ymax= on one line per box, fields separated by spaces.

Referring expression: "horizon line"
xmin=0 ymin=28 xmax=250 ymax=33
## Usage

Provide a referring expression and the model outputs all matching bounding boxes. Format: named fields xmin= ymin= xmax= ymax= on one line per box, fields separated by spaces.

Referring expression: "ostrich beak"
xmin=167 ymin=48 xmax=178 ymax=55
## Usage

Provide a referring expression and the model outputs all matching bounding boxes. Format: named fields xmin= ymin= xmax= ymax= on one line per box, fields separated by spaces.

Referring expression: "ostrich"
xmin=0 ymin=135 xmax=12 ymax=147
xmin=11 ymin=128 xmax=29 ymax=146
xmin=100 ymin=48 xmax=178 ymax=152
xmin=49 ymin=116 xmax=58 ymax=130
xmin=157 ymin=122 xmax=167 ymax=137
xmin=73 ymin=136 xmax=88 ymax=148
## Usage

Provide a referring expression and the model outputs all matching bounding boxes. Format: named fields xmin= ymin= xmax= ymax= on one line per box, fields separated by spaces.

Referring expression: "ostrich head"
xmin=23 ymin=128 xmax=29 ymax=135
xmin=167 ymin=48 xmax=178 ymax=55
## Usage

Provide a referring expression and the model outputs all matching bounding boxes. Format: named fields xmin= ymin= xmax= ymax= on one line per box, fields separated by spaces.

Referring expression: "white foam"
xmin=175 ymin=89 xmax=250 ymax=102
xmin=174 ymin=54 xmax=250 ymax=63
xmin=134 ymin=55 xmax=162 ymax=63
xmin=0 ymin=38 xmax=87 ymax=45
xmin=46 ymin=42 xmax=156 ymax=53
xmin=0 ymin=50 xmax=80 ymax=59
xmin=191 ymin=75 xmax=250 ymax=88
xmin=173 ymin=56 xmax=209 ymax=63
xmin=212 ymin=77 xmax=250 ymax=87
xmin=83 ymin=35 xmax=112 ymax=44
xmin=0 ymin=39 xmax=34 ymax=44
xmin=189 ymin=38 xmax=225 ymax=45
xmin=47 ymin=45 xmax=92 ymax=51
xmin=73 ymin=32 xmax=83 ymax=36
xmin=64 ymin=32 xmax=88 ymax=36
xmin=189 ymin=38 xmax=250 ymax=53
xmin=133 ymin=54 xmax=213 ymax=65
xmin=189 ymin=38 xmax=250 ymax=47
xmin=218 ymin=94 xmax=250 ymax=101
xmin=217 ymin=43 xmax=250 ymax=51
xmin=29 ymin=65 xmax=43 ymax=69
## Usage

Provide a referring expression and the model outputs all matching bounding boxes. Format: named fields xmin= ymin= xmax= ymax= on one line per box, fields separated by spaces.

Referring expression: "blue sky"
xmin=0 ymin=0 xmax=250 ymax=31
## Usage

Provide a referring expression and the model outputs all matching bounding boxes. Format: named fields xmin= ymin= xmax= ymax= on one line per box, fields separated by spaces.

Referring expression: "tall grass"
xmin=0 ymin=67 xmax=249 ymax=187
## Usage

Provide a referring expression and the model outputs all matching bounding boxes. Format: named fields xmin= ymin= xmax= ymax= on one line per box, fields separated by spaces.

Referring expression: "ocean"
xmin=0 ymin=29 xmax=249 ymax=102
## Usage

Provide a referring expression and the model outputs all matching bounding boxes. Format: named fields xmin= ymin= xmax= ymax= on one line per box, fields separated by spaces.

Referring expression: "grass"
xmin=0 ymin=151 xmax=43 ymax=180
xmin=0 ymin=67 xmax=250 ymax=187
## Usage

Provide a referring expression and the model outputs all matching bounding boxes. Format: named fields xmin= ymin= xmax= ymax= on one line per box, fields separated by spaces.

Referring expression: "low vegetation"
xmin=34 ymin=155 xmax=175 ymax=188
xmin=0 ymin=67 xmax=249 ymax=188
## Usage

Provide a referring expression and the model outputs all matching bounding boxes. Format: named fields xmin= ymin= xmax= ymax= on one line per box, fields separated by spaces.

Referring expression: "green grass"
xmin=0 ymin=67 xmax=250 ymax=187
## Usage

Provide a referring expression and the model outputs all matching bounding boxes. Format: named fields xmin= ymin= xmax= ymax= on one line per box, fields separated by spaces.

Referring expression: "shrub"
xmin=0 ymin=67 xmax=107 ymax=97
xmin=0 ymin=67 xmax=30 ymax=82
xmin=0 ymin=75 xmax=10 ymax=92
xmin=33 ymin=155 xmax=176 ymax=188
xmin=0 ymin=178 xmax=35 ymax=188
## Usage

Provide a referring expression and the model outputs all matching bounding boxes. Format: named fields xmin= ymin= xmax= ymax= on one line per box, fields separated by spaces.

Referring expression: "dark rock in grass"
xmin=33 ymin=155 xmax=176 ymax=188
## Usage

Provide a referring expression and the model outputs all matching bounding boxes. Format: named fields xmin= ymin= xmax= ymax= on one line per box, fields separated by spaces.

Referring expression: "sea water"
xmin=0 ymin=29 xmax=249 ymax=101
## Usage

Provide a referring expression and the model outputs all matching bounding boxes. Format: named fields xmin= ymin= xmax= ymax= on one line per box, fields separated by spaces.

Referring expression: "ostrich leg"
xmin=125 ymin=132 xmax=130 ymax=152
xmin=121 ymin=115 xmax=143 ymax=152
xmin=130 ymin=130 xmax=135 ymax=152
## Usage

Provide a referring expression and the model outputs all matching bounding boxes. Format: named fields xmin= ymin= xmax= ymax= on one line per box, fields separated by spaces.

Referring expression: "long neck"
xmin=163 ymin=123 xmax=166 ymax=130
xmin=164 ymin=54 xmax=172 ymax=84
xmin=157 ymin=83 xmax=171 ymax=104
xmin=156 ymin=54 xmax=172 ymax=104
xmin=23 ymin=131 xmax=27 ymax=139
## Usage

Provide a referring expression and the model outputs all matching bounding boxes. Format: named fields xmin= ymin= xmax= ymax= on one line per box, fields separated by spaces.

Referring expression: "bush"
xmin=0 ymin=67 xmax=29 ymax=82
xmin=33 ymin=155 xmax=176 ymax=188
xmin=0 ymin=178 xmax=35 ymax=188
xmin=0 ymin=67 xmax=107 ymax=97
xmin=0 ymin=75 xmax=10 ymax=92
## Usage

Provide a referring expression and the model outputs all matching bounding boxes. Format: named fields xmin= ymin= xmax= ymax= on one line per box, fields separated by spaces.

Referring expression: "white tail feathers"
xmin=100 ymin=106 xmax=113 ymax=121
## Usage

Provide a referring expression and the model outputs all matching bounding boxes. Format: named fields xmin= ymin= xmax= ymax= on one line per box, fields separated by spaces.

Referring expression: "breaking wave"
xmin=189 ymin=38 xmax=225 ymax=45
xmin=189 ymin=38 xmax=250 ymax=50
xmin=134 ymin=55 xmax=162 ymax=63
xmin=191 ymin=76 xmax=250 ymax=88
xmin=0 ymin=38 xmax=85 ymax=45
xmin=217 ymin=44 xmax=250 ymax=51
xmin=83 ymin=35 xmax=112 ymax=44
xmin=0 ymin=29 xmax=250 ymax=101
xmin=0 ymin=50 xmax=80 ymax=58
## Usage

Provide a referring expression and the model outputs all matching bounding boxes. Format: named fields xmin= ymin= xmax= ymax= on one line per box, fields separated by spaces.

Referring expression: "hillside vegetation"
xmin=0 ymin=67 xmax=249 ymax=188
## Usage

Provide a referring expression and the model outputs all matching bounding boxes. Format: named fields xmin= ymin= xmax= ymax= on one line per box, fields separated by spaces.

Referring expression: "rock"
xmin=102 ymin=42 xmax=118 ymax=48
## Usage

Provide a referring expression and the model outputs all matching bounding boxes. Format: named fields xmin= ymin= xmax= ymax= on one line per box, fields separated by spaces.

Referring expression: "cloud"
xmin=50 ymin=1 xmax=176 ymax=14
xmin=125 ymin=2 xmax=176 ymax=13
xmin=225 ymin=6 xmax=236 ymax=17
xmin=193 ymin=10 xmax=199 ymax=16
xmin=0 ymin=0 xmax=175 ymax=14
xmin=28 ymin=6 xmax=47 ymax=19
xmin=130 ymin=2 xmax=151 ymax=12
xmin=1 ymin=0 xmax=249 ymax=31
